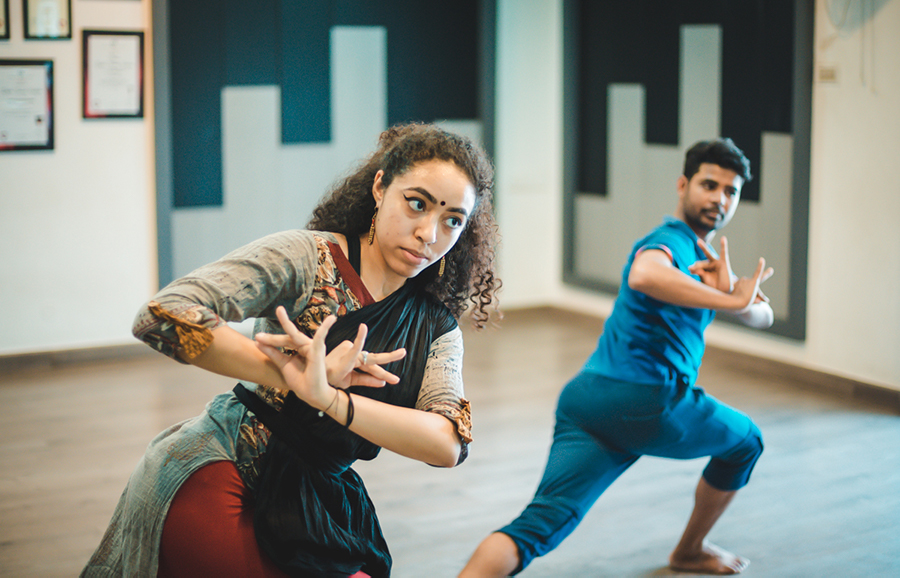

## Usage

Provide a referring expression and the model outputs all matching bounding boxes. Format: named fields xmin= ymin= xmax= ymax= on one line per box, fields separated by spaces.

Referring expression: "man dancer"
xmin=460 ymin=139 xmax=774 ymax=576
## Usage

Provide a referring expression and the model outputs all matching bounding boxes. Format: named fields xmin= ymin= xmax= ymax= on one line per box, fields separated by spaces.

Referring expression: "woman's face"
xmin=371 ymin=159 xmax=476 ymax=282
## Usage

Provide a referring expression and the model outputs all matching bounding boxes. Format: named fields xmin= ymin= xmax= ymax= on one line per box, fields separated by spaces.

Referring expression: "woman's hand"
xmin=254 ymin=306 xmax=406 ymax=389
xmin=256 ymin=314 xmax=336 ymax=410
xmin=322 ymin=321 xmax=407 ymax=389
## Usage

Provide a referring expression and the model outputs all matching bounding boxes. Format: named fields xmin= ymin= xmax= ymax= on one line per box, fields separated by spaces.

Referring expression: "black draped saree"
xmin=235 ymin=240 xmax=458 ymax=577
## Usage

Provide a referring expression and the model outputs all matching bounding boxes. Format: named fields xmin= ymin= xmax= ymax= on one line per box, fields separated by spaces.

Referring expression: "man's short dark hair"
xmin=683 ymin=138 xmax=752 ymax=183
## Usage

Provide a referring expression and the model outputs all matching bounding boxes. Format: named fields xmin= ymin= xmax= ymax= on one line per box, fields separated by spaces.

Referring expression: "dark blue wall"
xmin=170 ymin=0 xmax=483 ymax=208
xmin=575 ymin=0 xmax=796 ymax=202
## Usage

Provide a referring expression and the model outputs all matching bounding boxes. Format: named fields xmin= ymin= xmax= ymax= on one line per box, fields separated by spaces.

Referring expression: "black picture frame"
xmin=24 ymin=0 xmax=72 ymax=40
xmin=0 ymin=59 xmax=54 ymax=151
xmin=1 ymin=0 xmax=10 ymax=40
xmin=82 ymin=29 xmax=144 ymax=119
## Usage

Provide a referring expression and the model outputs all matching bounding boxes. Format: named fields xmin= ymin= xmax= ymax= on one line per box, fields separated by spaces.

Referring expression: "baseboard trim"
xmin=4 ymin=310 xmax=898 ymax=414
xmin=0 ymin=343 xmax=155 ymax=375
xmin=705 ymin=345 xmax=900 ymax=414
xmin=505 ymin=306 xmax=900 ymax=415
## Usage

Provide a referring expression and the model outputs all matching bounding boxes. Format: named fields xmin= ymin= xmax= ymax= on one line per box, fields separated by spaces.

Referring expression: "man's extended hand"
xmin=689 ymin=236 xmax=733 ymax=294
xmin=730 ymin=257 xmax=775 ymax=313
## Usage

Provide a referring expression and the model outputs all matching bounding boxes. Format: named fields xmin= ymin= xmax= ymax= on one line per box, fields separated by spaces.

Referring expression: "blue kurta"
xmin=583 ymin=216 xmax=715 ymax=387
xmin=499 ymin=217 xmax=764 ymax=574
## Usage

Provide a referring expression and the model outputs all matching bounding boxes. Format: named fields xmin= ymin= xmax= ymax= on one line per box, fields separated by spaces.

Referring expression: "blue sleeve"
xmin=637 ymin=228 xmax=697 ymax=272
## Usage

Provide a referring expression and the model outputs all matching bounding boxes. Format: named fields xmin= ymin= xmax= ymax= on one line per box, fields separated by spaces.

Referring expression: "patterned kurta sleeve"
xmin=415 ymin=326 xmax=472 ymax=463
xmin=132 ymin=230 xmax=321 ymax=362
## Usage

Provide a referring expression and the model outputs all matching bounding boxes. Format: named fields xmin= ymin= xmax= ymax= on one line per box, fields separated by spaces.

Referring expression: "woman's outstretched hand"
xmin=254 ymin=306 xmax=406 ymax=389
xmin=256 ymin=314 xmax=336 ymax=410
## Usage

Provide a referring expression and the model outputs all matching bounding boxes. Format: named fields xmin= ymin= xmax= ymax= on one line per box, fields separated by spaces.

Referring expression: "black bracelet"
xmin=344 ymin=389 xmax=354 ymax=428
xmin=318 ymin=387 xmax=339 ymax=418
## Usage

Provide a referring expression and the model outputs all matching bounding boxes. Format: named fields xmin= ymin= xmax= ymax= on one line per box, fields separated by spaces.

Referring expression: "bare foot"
xmin=669 ymin=541 xmax=749 ymax=575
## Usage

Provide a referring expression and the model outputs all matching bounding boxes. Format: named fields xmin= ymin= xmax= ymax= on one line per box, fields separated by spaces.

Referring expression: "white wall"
xmin=495 ymin=0 xmax=900 ymax=390
xmin=804 ymin=0 xmax=900 ymax=386
xmin=0 ymin=1 xmax=155 ymax=354
xmin=493 ymin=0 xmax=564 ymax=308
xmin=3 ymin=0 xmax=898 ymax=391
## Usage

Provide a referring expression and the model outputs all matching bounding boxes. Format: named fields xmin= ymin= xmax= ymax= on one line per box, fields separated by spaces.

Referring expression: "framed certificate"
xmin=24 ymin=0 xmax=71 ymax=40
xmin=1 ymin=0 xmax=10 ymax=40
xmin=0 ymin=59 xmax=54 ymax=151
xmin=82 ymin=29 xmax=144 ymax=118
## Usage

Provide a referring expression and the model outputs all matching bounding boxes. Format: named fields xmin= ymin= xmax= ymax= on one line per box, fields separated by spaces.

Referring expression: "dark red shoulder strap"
xmin=327 ymin=240 xmax=375 ymax=306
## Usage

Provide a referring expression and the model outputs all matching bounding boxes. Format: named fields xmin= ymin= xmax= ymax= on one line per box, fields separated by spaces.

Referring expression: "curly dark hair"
xmin=307 ymin=123 xmax=501 ymax=329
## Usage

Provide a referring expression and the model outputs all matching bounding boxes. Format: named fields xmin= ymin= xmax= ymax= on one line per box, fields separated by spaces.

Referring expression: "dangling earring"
xmin=367 ymin=208 xmax=378 ymax=245
xmin=438 ymin=256 xmax=445 ymax=277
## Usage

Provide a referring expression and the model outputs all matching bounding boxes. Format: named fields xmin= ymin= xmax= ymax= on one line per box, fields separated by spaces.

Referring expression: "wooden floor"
xmin=1 ymin=308 xmax=898 ymax=577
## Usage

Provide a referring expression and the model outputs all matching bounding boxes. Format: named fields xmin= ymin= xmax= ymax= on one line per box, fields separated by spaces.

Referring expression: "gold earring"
xmin=367 ymin=208 xmax=377 ymax=245
xmin=438 ymin=256 xmax=445 ymax=277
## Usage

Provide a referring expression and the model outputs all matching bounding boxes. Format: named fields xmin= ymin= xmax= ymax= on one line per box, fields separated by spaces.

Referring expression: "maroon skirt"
xmin=158 ymin=461 xmax=369 ymax=578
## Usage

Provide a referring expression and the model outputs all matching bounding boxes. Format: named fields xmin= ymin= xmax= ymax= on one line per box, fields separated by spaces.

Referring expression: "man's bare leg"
xmin=458 ymin=532 xmax=520 ymax=578
xmin=669 ymin=477 xmax=749 ymax=575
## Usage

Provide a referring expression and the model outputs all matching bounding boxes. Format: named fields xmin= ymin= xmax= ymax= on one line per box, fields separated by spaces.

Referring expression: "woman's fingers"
xmin=300 ymin=316 xmax=336 ymax=404
xmin=254 ymin=306 xmax=313 ymax=357
xmin=254 ymin=333 xmax=301 ymax=349
xmin=356 ymin=347 xmax=406 ymax=385
xmin=360 ymin=348 xmax=407 ymax=367
xmin=357 ymin=366 xmax=399 ymax=386
xmin=256 ymin=342 xmax=290 ymax=368
xmin=352 ymin=323 xmax=368 ymax=356
xmin=266 ymin=313 xmax=408 ymax=390
xmin=350 ymin=373 xmax=389 ymax=388
xmin=275 ymin=306 xmax=312 ymax=344
xmin=311 ymin=315 xmax=337 ymax=352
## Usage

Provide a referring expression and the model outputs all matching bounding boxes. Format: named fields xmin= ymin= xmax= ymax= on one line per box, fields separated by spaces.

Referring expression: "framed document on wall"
xmin=1 ymin=0 xmax=10 ymax=40
xmin=24 ymin=0 xmax=72 ymax=40
xmin=82 ymin=30 xmax=144 ymax=118
xmin=0 ymin=59 xmax=54 ymax=151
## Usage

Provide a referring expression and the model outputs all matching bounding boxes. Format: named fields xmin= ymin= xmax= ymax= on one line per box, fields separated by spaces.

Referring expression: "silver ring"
xmin=361 ymin=351 xmax=368 ymax=365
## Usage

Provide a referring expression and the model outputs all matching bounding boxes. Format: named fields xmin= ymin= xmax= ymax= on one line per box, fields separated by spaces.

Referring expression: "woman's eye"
xmin=406 ymin=197 xmax=426 ymax=212
xmin=444 ymin=216 xmax=464 ymax=229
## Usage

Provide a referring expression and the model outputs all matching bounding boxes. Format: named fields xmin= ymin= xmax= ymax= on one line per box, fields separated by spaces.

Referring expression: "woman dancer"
xmin=82 ymin=123 xmax=499 ymax=577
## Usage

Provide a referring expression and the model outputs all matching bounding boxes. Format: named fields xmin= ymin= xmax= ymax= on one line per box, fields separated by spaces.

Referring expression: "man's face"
xmin=676 ymin=163 xmax=744 ymax=238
